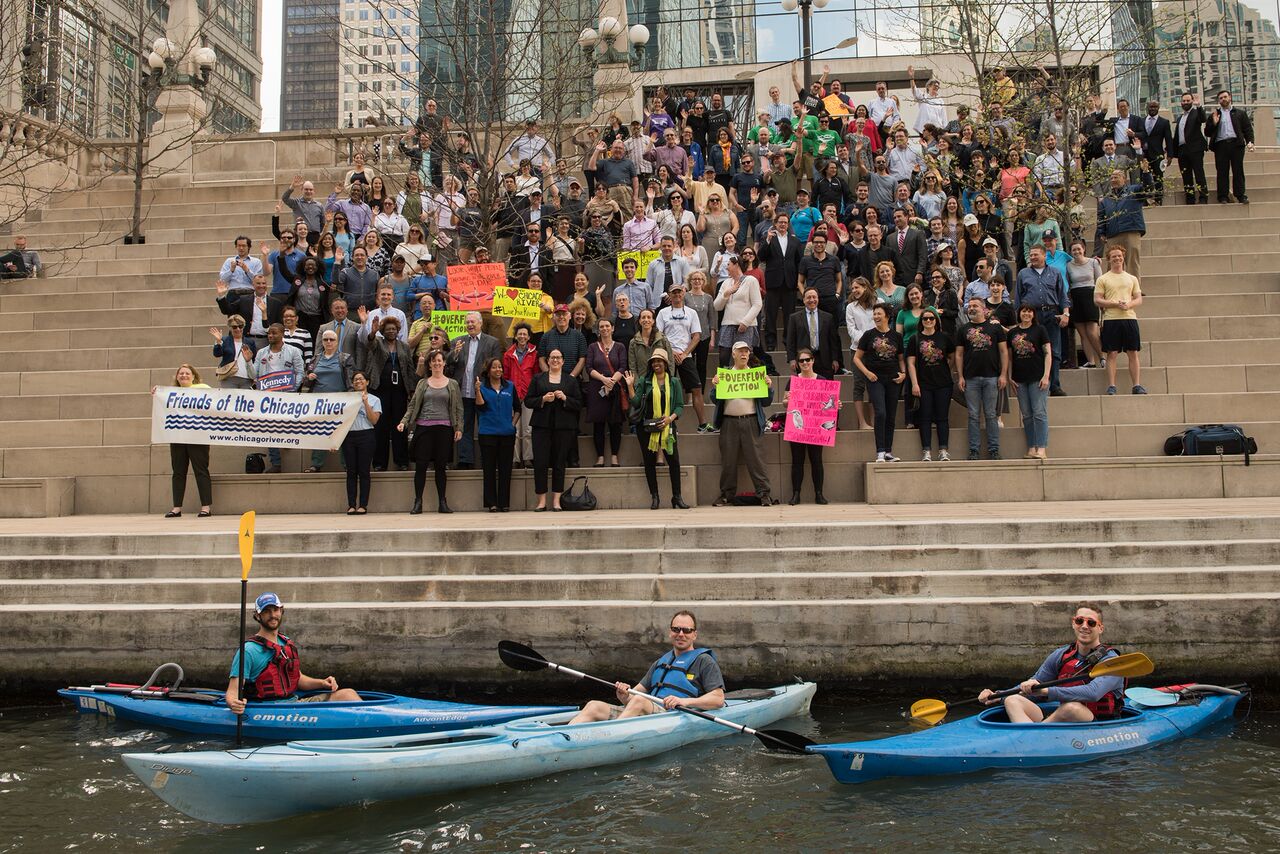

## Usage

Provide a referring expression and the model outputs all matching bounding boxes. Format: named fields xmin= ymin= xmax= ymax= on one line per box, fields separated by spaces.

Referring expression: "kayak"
xmin=810 ymin=688 xmax=1247 ymax=784
xmin=121 ymin=681 xmax=817 ymax=824
xmin=59 ymin=686 xmax=576 ymax=742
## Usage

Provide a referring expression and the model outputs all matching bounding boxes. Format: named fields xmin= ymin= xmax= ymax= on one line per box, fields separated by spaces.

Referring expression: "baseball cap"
xmin=554 ymin=303 xmax=571 ymax=313
xmin=982 ymin=236 xmax=1000 ymax=247
xmin=731 ymin=340 xmax=752 ymax=351
xmin=668 ymin=281 xmax=686 ymax=292
xmin=529 ymin=188 xmax=542 ymax=195
xmin=1042 ymin=228 xmax=1058 ymax=239
xmin=796 ymin=187 xmax=810 ymax=196
xmin=963 ymin=214 xmax=979 ymax=226
xmin=255 ymin=592 xmax=282 ymax=613
xmin=568 ymin=179 xmax=582 ymax=188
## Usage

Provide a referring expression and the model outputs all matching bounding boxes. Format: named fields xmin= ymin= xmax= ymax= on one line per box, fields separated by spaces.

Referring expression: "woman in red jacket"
xmin=503 ymin=322 xmax=541 ymax=467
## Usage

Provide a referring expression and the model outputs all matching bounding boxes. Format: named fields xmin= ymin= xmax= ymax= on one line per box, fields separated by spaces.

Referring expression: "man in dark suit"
xmin=444 ymin=311 xmax=503 ymax=469
xmin=1135 ymin=99 xmax=1174 ymax=205
xmin=1207 ymin=89 xmax=1255 ymax=204
xmin=215 ymin=276 xmax=285 ymax=347
xmin=888 ymin=207 xmax=927 ymax=287
xmin=1172 ymin=91 xmax=1210 ymax=205
xmin=756 ymin=211 xmax=803 ymax=349
xmin=317 ymin=298 xmax=360 ymax=361
xmin=506 ymin=222 xmax=556 ymax=287
xmin=785 ymin=288 xmax=843 ymax=378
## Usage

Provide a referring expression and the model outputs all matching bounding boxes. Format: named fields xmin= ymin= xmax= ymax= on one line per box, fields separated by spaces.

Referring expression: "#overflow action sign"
xmin=430 ymin=310 xmax=469 ymax=340
xmin=152 ymin=387 xmax=362 ymax=450
xmin=783 ymin=375 xmax=840 ymax=446
xmin=714 ymin=366 xmax=769 ymax=399
xmin=491 ymin=286 xmax=546 ymax=319
xmin=448 ymin=263 xmax=505 ymax=311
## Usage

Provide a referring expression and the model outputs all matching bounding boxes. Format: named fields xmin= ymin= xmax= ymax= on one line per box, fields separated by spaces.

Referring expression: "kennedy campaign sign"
xmin=152 ymin=387 xmax=362 ymax=450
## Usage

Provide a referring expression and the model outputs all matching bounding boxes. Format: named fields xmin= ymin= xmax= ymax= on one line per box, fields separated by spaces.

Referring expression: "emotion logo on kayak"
xmin=1072 ymin=739 xmax=1085 ymax=750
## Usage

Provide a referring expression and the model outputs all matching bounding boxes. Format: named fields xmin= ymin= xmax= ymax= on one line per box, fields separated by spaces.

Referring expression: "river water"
xmin=2 ymin=692 xmax=1278 ymax=853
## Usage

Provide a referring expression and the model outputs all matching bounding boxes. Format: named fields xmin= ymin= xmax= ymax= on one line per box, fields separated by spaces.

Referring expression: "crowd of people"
xmin=174 ymin=70 xmax=1252 ymax=515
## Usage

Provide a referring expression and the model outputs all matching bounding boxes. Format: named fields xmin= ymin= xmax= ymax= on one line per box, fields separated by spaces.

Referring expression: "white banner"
xmin=151 ymin=387 xmax=363 ymax=450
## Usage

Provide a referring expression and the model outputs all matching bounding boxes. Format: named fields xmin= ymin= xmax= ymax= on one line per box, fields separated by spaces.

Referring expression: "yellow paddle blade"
xmin=908 ymin=698 xmax=948 ymax=726
xmin=1089 ymin=651 xmax=1154 ymax=679
xmin=238 ymin=511 xmax=256 ymax=580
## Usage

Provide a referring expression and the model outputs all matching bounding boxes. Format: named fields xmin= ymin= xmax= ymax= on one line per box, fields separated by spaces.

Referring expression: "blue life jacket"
xmin=650 ymin=647 xmax=716 ymax=699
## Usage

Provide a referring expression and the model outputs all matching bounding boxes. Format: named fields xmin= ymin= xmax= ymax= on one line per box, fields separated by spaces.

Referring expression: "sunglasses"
xmin=669 ymin=626 xmax=696 ymax=634
xmin=922 ymin=316 xmax=937 ymax=322
xmin=1073 ymin=616 xmax=1099 ymax=628
xmin=797 ymin=357 xmax=813 ymax=363
xmin=229 ymin=323 xmax=245 ymax=329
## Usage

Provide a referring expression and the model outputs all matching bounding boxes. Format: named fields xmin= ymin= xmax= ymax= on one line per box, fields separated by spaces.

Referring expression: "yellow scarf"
xmin=647 ymin=373 xmax=674 ymax=454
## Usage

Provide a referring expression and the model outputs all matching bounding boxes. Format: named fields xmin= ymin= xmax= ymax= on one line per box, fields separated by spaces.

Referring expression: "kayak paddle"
xmin=497 ymin=640 xmax=815 ymax=755
xmin=909 ymin=651 xmax=1155 ymax=727
xmin=234 ymin=511 xmax=256 ymax=747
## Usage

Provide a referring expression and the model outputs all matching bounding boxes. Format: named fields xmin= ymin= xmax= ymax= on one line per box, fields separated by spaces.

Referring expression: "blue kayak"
xmin=59 ymin=685 xmax=576 ymax=742
xmin=811 ymin=690 xmax=1246 ymax=784
xmin=121 ymin=682 xmax=817 ymax=824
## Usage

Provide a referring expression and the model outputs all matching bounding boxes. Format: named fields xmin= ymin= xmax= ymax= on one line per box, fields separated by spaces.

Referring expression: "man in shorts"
xmin=656 ymin=282 xmax=712 ymax=431
xmin=1094 ymin=246 xmax=1146 ymax=395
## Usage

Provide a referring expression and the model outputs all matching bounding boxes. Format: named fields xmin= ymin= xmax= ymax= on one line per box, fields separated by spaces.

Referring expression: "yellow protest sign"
xmin=714 ymin=366 xmax=769 ymax=399
xmin=491 ymin=285 xmax=545 ymax=319
xmin=617 ymin=249 xmax=661 ymax=279
xmin=822 ymin=94 xmax=851 ymax=117
xmin=432 ymin=310 xmax=469 ymax=340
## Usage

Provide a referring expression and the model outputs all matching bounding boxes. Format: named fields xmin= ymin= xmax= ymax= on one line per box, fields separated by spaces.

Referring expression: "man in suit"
xmin=1088 ymin=138 xmax=1134 ymax=199
xmin=318 ymin=298 xmax=360 ymax=361
xmin=1172 ymin=91 xmax=1210 ymax=205
xmin=444 ymin=311 xmax=503 ymax=469
xmin=216 ymin=275 xmax=285 ymax=348
xmin=785 ymin=288 xmax=842 ymax=378
xmin=756 ymin=212 xmax=803 ymax=350
xmin=1207 ymin=89 xmax=1255 ymax=204
xmin=1135 ymin=99 xmax=1173 ymax=205
xmin=506 ymin=222 xmax=555 ymax=287
xmin=889 ymin=207 xmax=927 ymax=287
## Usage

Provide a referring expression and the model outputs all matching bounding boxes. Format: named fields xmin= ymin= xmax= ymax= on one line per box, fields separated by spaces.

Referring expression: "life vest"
xmin=1056 ymin=643 xmax=1123 ymax=718
xmin=649 ymin=648 xmax=716 ymax=699
xmin=243 ymin=634 xmax=302 ymax=701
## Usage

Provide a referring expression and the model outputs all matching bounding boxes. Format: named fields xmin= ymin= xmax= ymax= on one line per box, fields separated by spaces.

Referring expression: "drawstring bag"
xmin=559 ymin=476 xmax=598 ymax=511
xmin=245 ymin=453 xmax=267 ymax=474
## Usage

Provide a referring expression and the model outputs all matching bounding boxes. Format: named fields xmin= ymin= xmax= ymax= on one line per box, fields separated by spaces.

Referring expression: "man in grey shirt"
xmin=281 ymin=175 xmax=325 ymax=233
xmin=588 ymin=139 xmax=640 ymax=211
xmin=337 ymin=247 xmax=381 ymax=311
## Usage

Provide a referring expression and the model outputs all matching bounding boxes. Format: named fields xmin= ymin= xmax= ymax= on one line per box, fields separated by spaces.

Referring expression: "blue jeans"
xmin=459 ymin=397 xmax=478 ymax=465
xmin=1016 ymin=382 xmax=1050 ymax=449
xmin=268 ymin=448 xmax=282 ymax=467
xmin=964 ymin=375 xmax=1000 ymax=454
xmin=1037 ymin=310 xmax=1063 ymax=391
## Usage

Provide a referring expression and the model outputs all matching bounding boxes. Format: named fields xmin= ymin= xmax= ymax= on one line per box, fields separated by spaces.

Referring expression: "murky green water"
xmin=2 ymin=693 xmax=1278 ymax=852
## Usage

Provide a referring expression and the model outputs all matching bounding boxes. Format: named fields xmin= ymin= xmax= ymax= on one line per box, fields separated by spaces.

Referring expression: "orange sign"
xmin=448 ymin=263 xmax=505 ymax=311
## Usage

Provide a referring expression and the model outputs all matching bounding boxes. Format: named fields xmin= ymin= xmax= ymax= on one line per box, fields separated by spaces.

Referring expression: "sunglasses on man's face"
xmin=1073 ymin=616 xmax=1099 ymax=628
xmin=670 ymin=625 xmax=696 ymax=634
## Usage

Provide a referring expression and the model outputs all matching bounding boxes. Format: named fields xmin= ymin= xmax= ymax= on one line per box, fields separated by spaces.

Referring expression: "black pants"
xmin=917 ymin=384 xmax=952 ymax=450
xmin=868 ymin=377 xmax=901 ymax=453
xmin=639 ymin=435 xmax=682 ymax=498
xmin=479 ymin=433 xmax=515 ymax=508
xmin=170 ymin=443 xmax=212 ymax=507
xmin=762 ymin=288 xmax=794 ymax=350
xmin=342 ymin=428 xmax=375 ymax=508
xmin=373 ymin=383 xmax=408 ymax=467
xmin=1179 ymin=150 xmax=1208 ymax=202
xmin=789 ymin=442 xmax=824 ymax=493
xmin=532 ymin=426 xmax=573 ymax=494
xmin=593 ymin=422 xmax=622 ymax=456
xmin=1214 ymin=143 xmax=1247 ymax=201
xmin=297 ymin=311 xmax=323 ymax=344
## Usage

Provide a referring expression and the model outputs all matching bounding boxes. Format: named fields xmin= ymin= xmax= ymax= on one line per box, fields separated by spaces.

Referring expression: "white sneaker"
xmin=938 ymin=449 xmax=951 ymax=462
xmin=875 ymin=452 xmax=886 ymax=463
xmin=921 ymin=450 xmax=932 ymax=462
xmin=884 ymin=452 xmax=900 ymax=462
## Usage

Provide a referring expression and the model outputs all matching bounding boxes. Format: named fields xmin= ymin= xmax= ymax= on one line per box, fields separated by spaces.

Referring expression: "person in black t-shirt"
xmin=955 ymin=298 xmax=1008 ymax=460
xmin=907 ymin=308 xmax=956 ymax=461
xmin=985 ymin=277 xmax=1016 ymax=329
xmin=854 ymin=304 xmax=906 ymax=462
xmin=1008 ymin=303 xmax=1052 ymax=459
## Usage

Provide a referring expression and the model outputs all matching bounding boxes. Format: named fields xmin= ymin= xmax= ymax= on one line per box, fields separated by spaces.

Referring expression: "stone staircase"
xmin=2 ymin=157 xmax=1280 ymax=514
xmin=3 ymin=505 xmax=1277 ymax=687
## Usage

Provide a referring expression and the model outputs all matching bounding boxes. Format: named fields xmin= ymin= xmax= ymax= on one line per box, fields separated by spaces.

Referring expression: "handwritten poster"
xmin=822 ymin=94 xmax=851 ymax=117
xmin=783 ymin=375 xmax=840 ymax=446
xmin=431 ymin=310 xmax=469 ymax=340
xmin=714 ymin=366 xmax=769 ymax=399
xmin=448 ymin=263 xmax=504 ymax=311
xmin=616 ymin=249 xmax=662 ymax=280
xmin=491 ymin=286 xmax=546 ymax=319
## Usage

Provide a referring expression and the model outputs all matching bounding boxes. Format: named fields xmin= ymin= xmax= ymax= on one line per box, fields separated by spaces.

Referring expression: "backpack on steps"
xmin=1163 ymin=424 xmax=1257 ymax=466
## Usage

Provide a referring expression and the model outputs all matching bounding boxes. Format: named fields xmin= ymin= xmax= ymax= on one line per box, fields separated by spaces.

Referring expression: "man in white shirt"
xmin=1032 ymin=133 xmax=1066 ymax=194
xmin=886 ymin=129 xmax=924 ymax=182
xmin=504 ymin=120 xmax=555 ymax=174
xmin=359 ymin=285 xmax=409 ymax=344
xmin=219 ymin=236 xmax=263 ymax=293
xmin=907 ymin=65 xmax=946 ymax=133
xmin=645 ymin=236 xmax=690 ymax=306
xmin=1112 ymin=99 xmax=1136 ymax=155
xmin=764 ymin=86 xmax=791 ymax=131
xmin=867 ymin=80 xmax=898 ymax=140
xmin=656 ymin=282 xmax=711 ymax=431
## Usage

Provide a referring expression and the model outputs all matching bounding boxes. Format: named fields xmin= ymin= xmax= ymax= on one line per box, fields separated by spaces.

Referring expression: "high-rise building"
xmin=340 ymin=0 xmax=419 ymax=127
xmin=630 ymin=0 xmax=757 ymax=72
xmin=281 ymin=0 xmax=339 ymax=130
xmin=15 ymin=0 xmax=262 ymax=138
xmin=1151 ymin=0 xmax=1280 ymax=112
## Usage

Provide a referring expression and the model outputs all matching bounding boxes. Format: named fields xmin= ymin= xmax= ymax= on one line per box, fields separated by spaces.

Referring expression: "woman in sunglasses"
xmin=906 ymin=307 xmax=956 ymax=462
xmin=784 ymin=348 xmax=840 ymax=505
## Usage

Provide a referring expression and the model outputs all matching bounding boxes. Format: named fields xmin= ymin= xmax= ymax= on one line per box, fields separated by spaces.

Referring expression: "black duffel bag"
xmin=1164 ymin=424 xmax=1257 ymax=465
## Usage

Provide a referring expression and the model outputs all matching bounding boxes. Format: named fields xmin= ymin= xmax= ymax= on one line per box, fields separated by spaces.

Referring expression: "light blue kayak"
xmin=122 ymin=682 xmax=817 ymax=824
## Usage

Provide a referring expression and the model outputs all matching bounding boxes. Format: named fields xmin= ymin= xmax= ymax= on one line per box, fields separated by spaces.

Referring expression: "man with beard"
xmin=225 ymin=592 xmax=361 ymax=713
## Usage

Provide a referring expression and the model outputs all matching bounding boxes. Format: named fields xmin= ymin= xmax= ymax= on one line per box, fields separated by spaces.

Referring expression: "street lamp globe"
xmin=780 ymin=0 xmax=798 ymax=10
xmin=628 ymin=24 xmax=650 ymax=46
xmin=578 ymin=27 xmax=600 ymax=48
xmin=598 ymin=16 xmax=623 ymax=39
xmin=812 ymin=0 xmax=830 ymax=7
xmin=147 ymin=51 xmax=166 ymax=72
xmin=151 ymin=38 xmax=174 ymax=59
xmin=194 ymin=46 xmax=218 ymax=70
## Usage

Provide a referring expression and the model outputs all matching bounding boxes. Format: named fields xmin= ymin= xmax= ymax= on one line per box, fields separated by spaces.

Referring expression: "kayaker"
xmin=978 ymin=604 xmax=1123 ymax=723
xmin=567 ymin=610 xmax=726 ymax=723
xmin=224 ymin=592 xmax=361 ymax=713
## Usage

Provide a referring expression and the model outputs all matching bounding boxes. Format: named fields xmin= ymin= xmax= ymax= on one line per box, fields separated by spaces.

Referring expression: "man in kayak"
xmin=978 ymin=604 xmax=1124 ymax=723
xmin=567 ymin=610 xmax=726 ymax=723
xmin=224 ymin=592 xmax=361 ymax=713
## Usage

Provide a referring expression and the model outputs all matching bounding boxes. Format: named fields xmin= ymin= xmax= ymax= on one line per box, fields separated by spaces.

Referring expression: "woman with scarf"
xmin=624 ymin=348 xmax=689 ymax=510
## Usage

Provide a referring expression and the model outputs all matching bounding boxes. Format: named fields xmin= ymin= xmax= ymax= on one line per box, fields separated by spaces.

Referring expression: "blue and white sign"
xmin=151 ymin=387 xmax=362 ymax=450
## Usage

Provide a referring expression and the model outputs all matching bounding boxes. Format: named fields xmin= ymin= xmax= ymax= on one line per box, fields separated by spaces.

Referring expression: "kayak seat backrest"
xmin=723 ymin=688 xmax=776 ymax=701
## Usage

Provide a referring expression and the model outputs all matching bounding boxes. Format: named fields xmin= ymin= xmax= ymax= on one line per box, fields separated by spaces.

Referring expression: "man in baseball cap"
xmin=224 ymin=591 xmax=361 ymax=714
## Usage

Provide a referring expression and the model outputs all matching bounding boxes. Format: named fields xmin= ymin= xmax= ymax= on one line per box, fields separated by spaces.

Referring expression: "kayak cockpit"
xmin=976 ymin=704 xmax=1147 ymax=727
xmin=290 ymin=730 xmax=507 ymax=753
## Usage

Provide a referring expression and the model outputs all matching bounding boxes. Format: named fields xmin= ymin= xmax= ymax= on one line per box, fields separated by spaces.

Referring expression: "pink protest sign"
xmin=783 ymin=375 xmax=840 ymax=447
